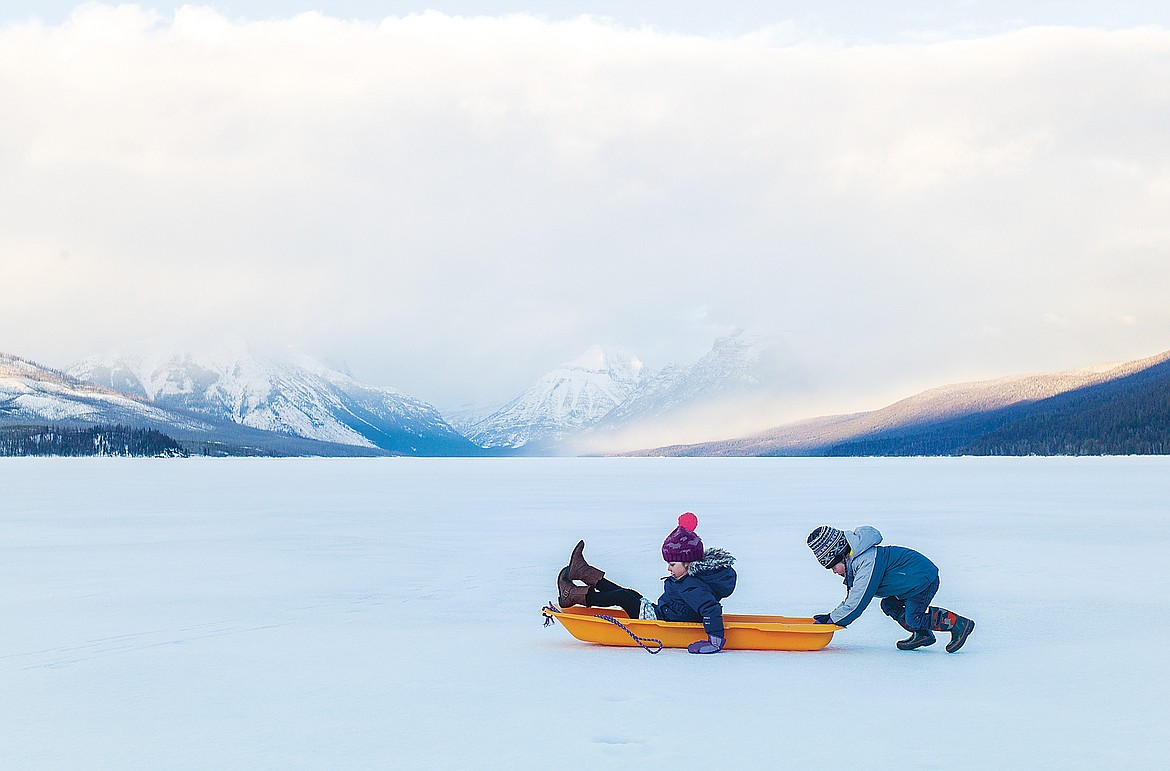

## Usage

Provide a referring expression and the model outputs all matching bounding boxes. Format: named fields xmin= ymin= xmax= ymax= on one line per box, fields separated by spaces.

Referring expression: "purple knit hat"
xmin=662 ymin=512 xmax=704 ymax=562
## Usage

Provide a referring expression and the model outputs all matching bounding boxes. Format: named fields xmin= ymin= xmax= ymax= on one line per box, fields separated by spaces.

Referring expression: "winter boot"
xmin=896 ymin=630 xmax=937 ymax=650
xmin=557 ymin=567 xmax=590 ymax=609
xmin=929 ymin=607 xmax=976 ymax=653
xmin=566 ymin=540 xmax=605 ymax=585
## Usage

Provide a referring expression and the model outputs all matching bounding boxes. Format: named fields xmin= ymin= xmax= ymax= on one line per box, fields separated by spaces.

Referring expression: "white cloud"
xmin=2 ymin=7 xmax=1169 ymax=415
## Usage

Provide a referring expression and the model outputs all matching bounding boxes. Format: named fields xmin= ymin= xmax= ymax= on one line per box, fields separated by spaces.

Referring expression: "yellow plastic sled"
xmin=542 ymin=605 xmax=841 ymax=651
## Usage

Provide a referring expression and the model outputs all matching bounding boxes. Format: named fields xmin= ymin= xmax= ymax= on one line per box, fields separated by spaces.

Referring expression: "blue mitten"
xmin=687 ymin=634 xmax=725 ymax=654
xmin=813 ymin=614 xmax=833 ymax=624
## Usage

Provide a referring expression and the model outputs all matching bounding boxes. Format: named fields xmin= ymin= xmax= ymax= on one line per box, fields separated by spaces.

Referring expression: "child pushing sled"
xmin=556 ymin=513 xmax=737 ymax=654
xmin=807 ymin=525 xmax=975 ymax=652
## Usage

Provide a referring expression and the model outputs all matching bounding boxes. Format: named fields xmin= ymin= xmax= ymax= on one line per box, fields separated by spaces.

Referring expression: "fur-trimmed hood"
xmin=655 ymin=546 xmax=737 ymax=635
xmin=688 ymin=547 xmax=736 ymax=575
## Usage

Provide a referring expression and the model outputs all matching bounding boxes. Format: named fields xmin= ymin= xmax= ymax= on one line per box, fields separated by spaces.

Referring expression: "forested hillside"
xmin=824 ymin=356 xmax=1170 ymax=456
xmin=0 ymin=425 xmax=188 ymax=457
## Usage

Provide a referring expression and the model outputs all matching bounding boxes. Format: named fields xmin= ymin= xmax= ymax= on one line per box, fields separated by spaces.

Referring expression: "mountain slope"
xmin=877 ymin=351 xmax=1170 ymax=456
xmin=1 ymin=352 xmax=212 ymax=431
xmin=597 ymin=331 xmax=769 ymax=428
xmin=1 ymin=351 xmax=385 ymax=456
xmin=462 ymin=331 xmax=787 ymax=452
xmin=68 ymin=341 xmax=480 ymax=456
xmin=463 ymin=346 xmax=645 ymax=450
xmin=629 ymin=349 xmax=1170 ymax=457
xmin=819 ymin=350 xmax=1170 ymax=456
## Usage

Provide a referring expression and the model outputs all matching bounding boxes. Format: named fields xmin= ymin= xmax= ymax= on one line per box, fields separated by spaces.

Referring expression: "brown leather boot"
xmin=557 ymin=567 xmax=591 ymax=608
xmin=566 ymin=540 xmax=605 ymax=585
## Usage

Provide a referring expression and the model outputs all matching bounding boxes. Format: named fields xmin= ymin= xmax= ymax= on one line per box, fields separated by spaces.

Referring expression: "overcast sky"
xmin=3 ymin=2 xmax=1169 ymax=419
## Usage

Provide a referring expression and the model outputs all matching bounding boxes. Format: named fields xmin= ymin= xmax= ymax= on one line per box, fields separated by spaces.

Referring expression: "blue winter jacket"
xmin=656 ymin=547 xmax=737 ymax=637
xmin=828 ymin=526 xmax=939 ymax=627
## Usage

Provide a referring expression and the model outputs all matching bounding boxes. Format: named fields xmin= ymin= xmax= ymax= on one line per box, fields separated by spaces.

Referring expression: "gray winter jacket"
xmin=828 ymin=526 xmax=939 ymax=627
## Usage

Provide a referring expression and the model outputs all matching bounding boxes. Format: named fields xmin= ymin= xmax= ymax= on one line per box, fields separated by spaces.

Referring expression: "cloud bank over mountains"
xmin=3 ymin=6 xmax=1169 ymax=416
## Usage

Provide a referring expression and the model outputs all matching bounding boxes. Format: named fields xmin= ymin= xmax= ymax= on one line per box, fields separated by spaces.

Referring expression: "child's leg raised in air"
xmin=587 ymin=582 xmax=644 ymax=619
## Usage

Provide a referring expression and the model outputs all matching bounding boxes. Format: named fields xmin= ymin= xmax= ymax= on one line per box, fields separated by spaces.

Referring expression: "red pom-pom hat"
xmin=662 ymin=512 xmax=704 ymax=562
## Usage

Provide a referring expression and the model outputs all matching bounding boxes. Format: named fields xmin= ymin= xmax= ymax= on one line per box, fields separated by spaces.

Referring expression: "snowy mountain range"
xmin=7 ymin=336 xmax=1170 ymax=457
xmin=458 ymin=331 xmax=780 ymax=452
xmin=2 ymin=332 xmax=785 ymax=456
xmin=65 ymin=340 xmax=479 ymax=456
xmin=0 ymin=351 xmax=371 ymax=456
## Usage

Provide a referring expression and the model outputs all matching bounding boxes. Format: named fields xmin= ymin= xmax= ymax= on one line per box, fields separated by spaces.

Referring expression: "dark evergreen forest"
xmin=0 ymin=425 xmax=188 ymax=457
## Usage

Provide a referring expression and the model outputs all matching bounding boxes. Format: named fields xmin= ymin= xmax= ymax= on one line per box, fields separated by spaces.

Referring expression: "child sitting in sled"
xmin=807 ymin=524 xmax=975 ymax=652
xmin=556 ymin=513 xmax=736 ymax=654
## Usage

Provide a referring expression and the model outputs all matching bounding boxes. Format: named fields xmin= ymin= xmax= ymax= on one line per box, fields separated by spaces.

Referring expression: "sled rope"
xmin=597 ymin=614 xmax=663 ymax=654
xmin=541 ymin=603 xmax=662 ymax=653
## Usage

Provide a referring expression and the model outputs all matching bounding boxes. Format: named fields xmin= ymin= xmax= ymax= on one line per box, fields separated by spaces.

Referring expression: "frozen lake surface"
xmin=3 ymin=456 xmax=1169 ymax=769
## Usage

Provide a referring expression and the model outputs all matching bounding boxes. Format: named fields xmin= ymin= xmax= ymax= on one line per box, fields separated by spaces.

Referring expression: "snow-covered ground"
xmin=3 ymin=457 xmax=1168 ymax=769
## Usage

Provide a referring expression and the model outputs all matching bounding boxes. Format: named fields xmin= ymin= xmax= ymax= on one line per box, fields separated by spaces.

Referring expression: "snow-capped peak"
xmin=565 ymin=345 xmax=644 ymax=378
xmin=464 ymin=345 xmax=648 ymax=449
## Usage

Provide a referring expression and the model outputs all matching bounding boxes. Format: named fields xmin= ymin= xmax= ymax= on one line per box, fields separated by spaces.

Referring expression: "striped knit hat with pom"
xmin=807 ymin=525 xmax=850 ymax=568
